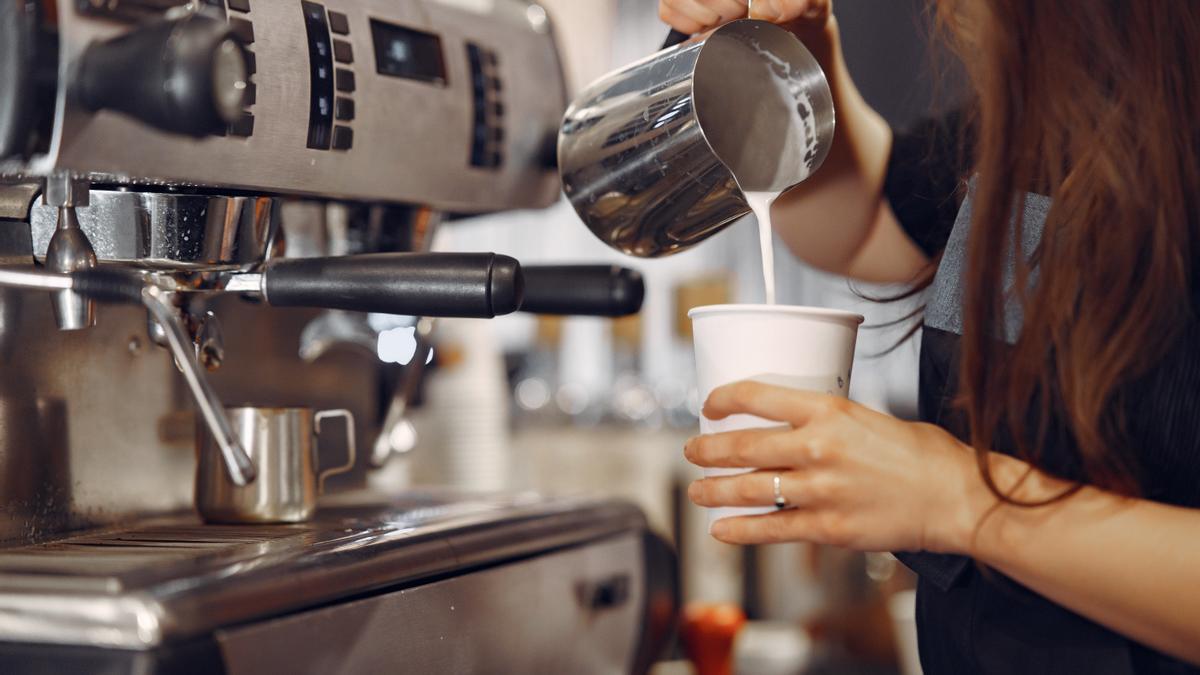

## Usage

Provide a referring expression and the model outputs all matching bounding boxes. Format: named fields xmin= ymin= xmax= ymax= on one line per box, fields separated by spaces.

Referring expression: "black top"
xmin=884 ymin=112 xmax=1200 ymax=675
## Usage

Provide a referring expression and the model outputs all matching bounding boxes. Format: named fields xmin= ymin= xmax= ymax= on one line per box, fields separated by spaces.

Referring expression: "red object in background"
xmin=681 ymin=603 xmax=747 ymax=675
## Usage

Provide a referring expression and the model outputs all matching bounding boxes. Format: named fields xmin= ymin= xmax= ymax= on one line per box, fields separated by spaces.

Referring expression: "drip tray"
xmin=0 ymin=491 xmax=644 ymax=650
xmin=0 ymin=524 xmax=305 ymax=585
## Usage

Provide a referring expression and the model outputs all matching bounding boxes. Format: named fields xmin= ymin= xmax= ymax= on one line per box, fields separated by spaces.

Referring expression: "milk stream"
xmin=744 ymin=190 xmax=780 ymax=305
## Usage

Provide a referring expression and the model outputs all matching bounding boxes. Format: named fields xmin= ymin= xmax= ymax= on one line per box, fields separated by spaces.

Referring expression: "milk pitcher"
xmin=557 ymin=20 xmax=835 ymax=258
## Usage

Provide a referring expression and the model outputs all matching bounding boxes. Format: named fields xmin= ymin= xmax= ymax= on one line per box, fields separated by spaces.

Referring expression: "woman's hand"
xmin=685 ymin=381 xmax=986 ymax=553
xmin=658 ymin=0 xmax=833 ymax=35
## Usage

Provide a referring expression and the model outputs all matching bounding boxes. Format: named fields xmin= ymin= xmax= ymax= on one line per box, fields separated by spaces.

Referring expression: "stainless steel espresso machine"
xmin=0 ymin=0 xmax=674 ymax=672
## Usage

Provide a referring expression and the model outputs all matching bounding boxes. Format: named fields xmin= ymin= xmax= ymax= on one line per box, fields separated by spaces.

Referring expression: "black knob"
xmin=76 ymin=14 xmax=248 ymax=137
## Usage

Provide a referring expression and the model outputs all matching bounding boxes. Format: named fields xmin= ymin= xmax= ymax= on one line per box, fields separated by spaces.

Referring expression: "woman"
xmin=660 ymin=0 xmax=1200 ymax=672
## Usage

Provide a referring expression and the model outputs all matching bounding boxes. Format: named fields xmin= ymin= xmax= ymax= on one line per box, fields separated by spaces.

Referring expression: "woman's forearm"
xmin=961 ymin=453 xmax=1200 ymax=665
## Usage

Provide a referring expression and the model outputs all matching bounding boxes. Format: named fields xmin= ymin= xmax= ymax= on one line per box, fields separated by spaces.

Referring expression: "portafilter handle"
xmin=231 ymin=252 xmax=525 ymax=318
xmin=519 ymin=265 xmax=645 ymax=317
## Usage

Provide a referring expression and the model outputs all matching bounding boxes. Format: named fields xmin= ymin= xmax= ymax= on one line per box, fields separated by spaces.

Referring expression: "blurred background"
xmin=376 ymin=2 xmax=961 ymax=673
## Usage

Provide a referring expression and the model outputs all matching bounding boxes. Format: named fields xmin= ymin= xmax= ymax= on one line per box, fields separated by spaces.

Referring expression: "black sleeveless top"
xmin=884 ymin=112 xmax=1200 ymax=675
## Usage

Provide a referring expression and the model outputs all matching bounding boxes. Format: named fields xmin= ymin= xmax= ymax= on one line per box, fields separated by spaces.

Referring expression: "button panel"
xmin=335 ymin=97 xmax=355 ymax=121
xmin=467 ymin=42 xmax=504 ymax=169
xmin=301 ymin=1 xmax=335 ymax=150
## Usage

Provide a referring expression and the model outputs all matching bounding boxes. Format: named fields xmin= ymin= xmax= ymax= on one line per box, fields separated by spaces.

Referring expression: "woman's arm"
xmin=684 ymin=380 xmax=1200 ymax=665
xmin=969 ymin=455 xmax=1200 ymax=665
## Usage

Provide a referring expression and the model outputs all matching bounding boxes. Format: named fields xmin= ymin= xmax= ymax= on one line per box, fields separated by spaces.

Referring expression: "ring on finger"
xmin=773 ymin=473 xmax=787 ymax=509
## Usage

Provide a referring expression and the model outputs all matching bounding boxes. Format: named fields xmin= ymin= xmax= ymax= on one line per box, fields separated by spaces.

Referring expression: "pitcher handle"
xmin=314 ymin=409 xmax=357 ymax=493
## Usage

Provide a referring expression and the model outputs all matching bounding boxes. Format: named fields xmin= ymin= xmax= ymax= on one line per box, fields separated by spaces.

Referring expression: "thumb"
xmin=753 ymin=0 xmax=833 ymax=26
xmin=748 ymin=0 xmax=781 ymax=21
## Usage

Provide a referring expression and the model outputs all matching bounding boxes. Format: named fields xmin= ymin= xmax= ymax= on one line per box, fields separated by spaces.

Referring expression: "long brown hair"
xmin=937 ymin=0 xmax=1200 ymax=499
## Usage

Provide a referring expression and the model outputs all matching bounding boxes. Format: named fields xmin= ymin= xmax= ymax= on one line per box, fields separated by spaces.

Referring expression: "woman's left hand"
xmin=685 ymin=380 xmax=983 ymax=554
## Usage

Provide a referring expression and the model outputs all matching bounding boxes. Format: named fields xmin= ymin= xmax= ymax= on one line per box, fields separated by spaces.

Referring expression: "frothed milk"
xmin=744 ymin=191 xmax=779 ymax=305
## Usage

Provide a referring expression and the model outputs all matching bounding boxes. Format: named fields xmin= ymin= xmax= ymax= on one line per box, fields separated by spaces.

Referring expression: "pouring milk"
xmin=733 ymin=38 xmax=823 ymax=305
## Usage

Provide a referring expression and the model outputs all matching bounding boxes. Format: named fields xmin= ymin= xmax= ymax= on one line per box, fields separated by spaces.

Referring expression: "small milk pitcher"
xmin=196 ymin=406 xmax=356 ymax=524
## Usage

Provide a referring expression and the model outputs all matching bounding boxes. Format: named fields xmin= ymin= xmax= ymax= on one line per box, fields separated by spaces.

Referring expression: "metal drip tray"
xmin=0 ymin=491 xmax=646 ymax=651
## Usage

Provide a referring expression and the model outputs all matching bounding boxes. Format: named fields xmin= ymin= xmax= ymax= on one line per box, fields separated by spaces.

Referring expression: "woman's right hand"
xmin=658 ymin=0 xmax=832 ymax=36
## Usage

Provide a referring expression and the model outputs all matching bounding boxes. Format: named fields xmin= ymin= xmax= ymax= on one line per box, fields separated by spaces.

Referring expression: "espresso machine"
xmin=0 ymin=0 xmax=673 ymax=672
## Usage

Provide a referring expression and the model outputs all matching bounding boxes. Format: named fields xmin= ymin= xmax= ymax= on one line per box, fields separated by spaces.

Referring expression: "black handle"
xmin=662 ymin=29 xmax=692 ymax=49
xmin=520 ymin=265 xmax=644 ymax=317
xmin=262 ymin=253 xmax=524 ymax=318
xmin=77 ymin=15 xmax=248 ymax=137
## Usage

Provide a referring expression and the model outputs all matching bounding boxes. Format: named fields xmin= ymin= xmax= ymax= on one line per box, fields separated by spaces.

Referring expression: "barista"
xmin=663 ymin=0 xmax=1200 ymax=672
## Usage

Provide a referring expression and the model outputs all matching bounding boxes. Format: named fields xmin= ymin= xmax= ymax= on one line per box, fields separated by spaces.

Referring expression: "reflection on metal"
xmin=559 ymin=20 xmax=835 ymax=257
xmin=196 ymin=310 xmax=225 ymax=370
xmin=298 ymin=311 xmax=380 ymax=363
xmin=30 ymin=191 xmax=277 ymax=271
xmin=0 ymin=183 xmax=40 ymax=221
xmin=0 ymin=495 xmax=646 ymax=649
xmin=372 ymin=316 xmax=435 ymax=466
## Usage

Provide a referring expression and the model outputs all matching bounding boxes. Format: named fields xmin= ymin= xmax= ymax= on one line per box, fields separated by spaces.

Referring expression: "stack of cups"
xmin=688 ymin=304 xmax=864 ymax=525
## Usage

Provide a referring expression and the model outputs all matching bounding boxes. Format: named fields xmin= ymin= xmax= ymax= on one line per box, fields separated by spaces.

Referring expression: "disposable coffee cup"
xmin=689 ymin=304 xmax=864 ymax=526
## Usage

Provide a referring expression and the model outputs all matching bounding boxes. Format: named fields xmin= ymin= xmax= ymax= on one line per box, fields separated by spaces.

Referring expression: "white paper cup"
xmin=689 ymin=304 xmax=864 ymax=526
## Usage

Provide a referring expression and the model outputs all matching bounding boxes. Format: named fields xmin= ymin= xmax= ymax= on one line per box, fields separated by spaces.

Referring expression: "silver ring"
xmin=773 ymin=474 xmax=787 ymax=509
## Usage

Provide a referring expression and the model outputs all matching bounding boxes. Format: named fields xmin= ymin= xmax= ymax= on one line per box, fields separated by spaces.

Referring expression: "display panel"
xmin=370 ymin=19 xmax=447 ymax=85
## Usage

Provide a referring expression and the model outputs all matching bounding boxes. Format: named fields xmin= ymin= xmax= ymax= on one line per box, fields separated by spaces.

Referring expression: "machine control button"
xmin=335 ymin=97 xmax=355 ymax=121
xmin=227 ymin=0 xmax=251 ymax=13
xmin=335 ymin=68 xmax=356 ymax=92
xmin=332 ymin=125 xmax=353 ymax=151
xmin=576 ymin=574 xmax=631 ymax=610
xmin=230 ymin=113 xmax=255 ymax=137
xmin=302 ymin=1 xmax=335 ymax=150
xmin=243 ymin=81 xmax=257 ymax=106
xmin=328 ymin=11 xmax=350 ymax=35
xmin=229 ymin=17 xmax=255 ymax=44
xmin=243 ymin=50 xmax=256 ymax=74
xmin=333 ymin=40 xmax=353 ymax=64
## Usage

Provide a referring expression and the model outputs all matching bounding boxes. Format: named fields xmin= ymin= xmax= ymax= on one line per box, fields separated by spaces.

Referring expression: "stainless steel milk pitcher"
xmin=558 ymin=19 xmax=835 ymax=257
xmin=196 ymin=407 xmax=356 ymax=524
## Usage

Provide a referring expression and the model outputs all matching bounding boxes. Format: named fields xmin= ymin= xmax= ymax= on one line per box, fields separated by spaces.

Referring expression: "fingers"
xmin=689 ymin=469 xmax=837 ymax=508
xmin=703 ymin=380 xmax=849 ymax=427
xmin=708 ymin=509 xmax=831 ymax=545
xmin=660 ymin=0 xmax=748 ymax=34
xmin=705 ymin=0 xmax=750 ymax=22
xmin=685 ymin=426 xmax=806 ymax=469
